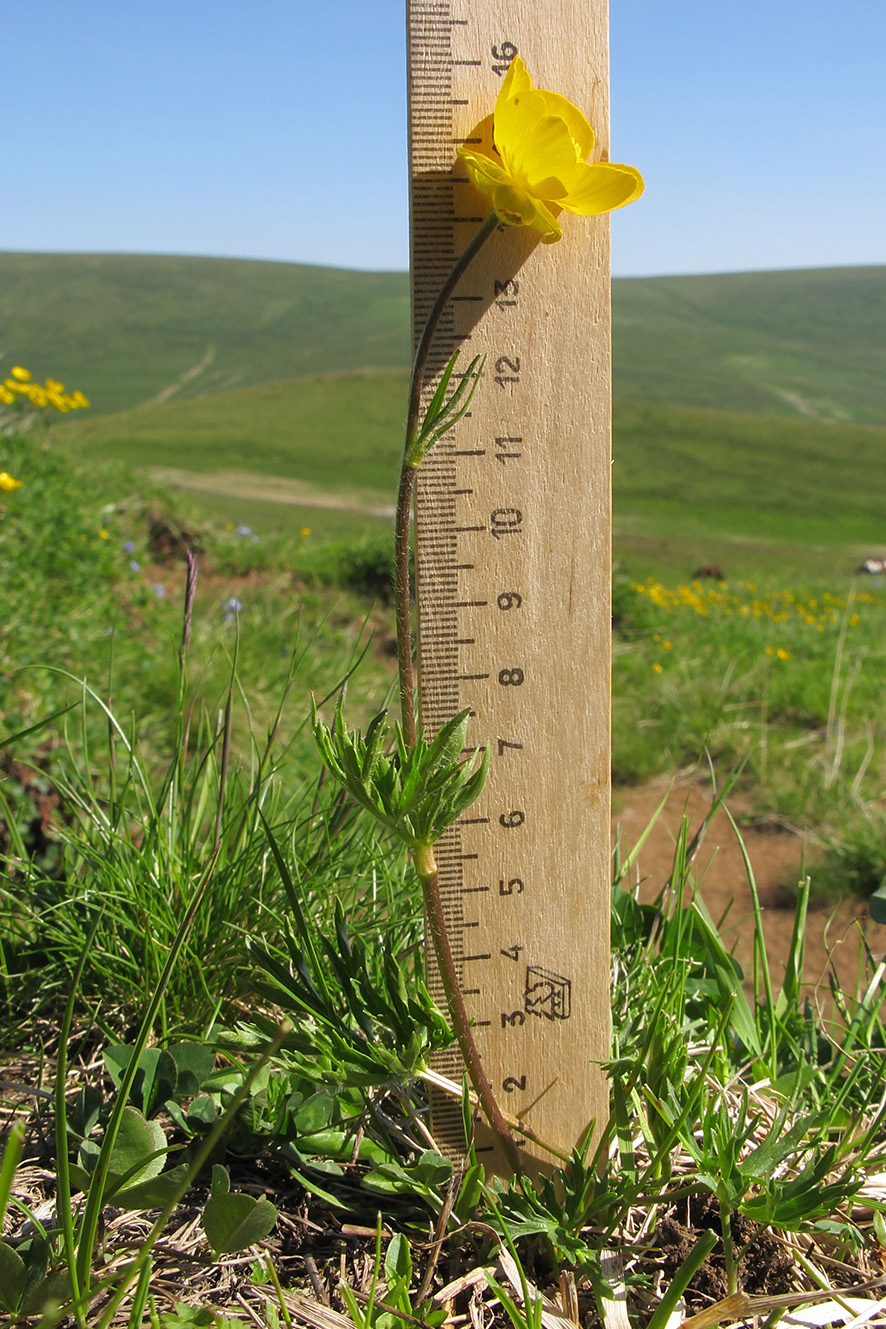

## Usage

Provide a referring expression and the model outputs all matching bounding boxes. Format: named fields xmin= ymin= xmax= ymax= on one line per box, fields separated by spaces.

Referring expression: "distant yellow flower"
xmin=10 ymin=366 xmax=30 ymax=381
xmin=776 ymin=648 xmax=790 ymax=661
xmin=457 ymin=56 xmax=644 ymax=243
xmin=652 ymin=662 xmax=663 ymax=674
xmin=0 ymin=471 xmax=22 ymax=491
xmin=98 ymin=528 xmax=110 ymax=539
xmin=0 ymin=387 xmax=14 ymax=405
xmin=300 ymin=527 xmax=311 ymax=538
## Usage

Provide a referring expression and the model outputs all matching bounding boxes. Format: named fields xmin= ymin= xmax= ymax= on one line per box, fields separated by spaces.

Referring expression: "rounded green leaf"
xmin=202 ymin=1184 xmax=278 ymax=1255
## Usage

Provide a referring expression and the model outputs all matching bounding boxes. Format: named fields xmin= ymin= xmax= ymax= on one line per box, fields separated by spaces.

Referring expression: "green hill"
xmin=57 ymin=372 xmax=886 ymax=553
xmin=613 ymin=266 xmax=886 ymax=424
xmin=3 ymin=252 xmax=885 ymax=424
xmin=62 ymin=368 xmax=408 ymax=500
xmin=0 ymin=252 xmax=410 ymax=416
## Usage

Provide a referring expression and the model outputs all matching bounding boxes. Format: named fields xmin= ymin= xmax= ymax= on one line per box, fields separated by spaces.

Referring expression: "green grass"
xmin=56 ymin=368 xmax=409 ymax=498
xmin=612 ymin=571 xmax=886 ymax=896
xmin=5 ymin=251 xmax=886 ymax=424
xmin=2 ymin=433 xmax=886 ymax=1325
xmin=612 ymin=400 xmax=886 ymax=547
xmin=55 ymin=379 xmax=886 ymax=557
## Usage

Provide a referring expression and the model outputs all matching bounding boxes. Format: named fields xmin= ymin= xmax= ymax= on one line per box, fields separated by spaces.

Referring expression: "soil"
xmin=612 ymin=775 xmax=886 ymax=1000
xmin=151 ymin=467 xmax=396 ymax=517
xmin=656 ymin=1194 xmax=797 ymax=1303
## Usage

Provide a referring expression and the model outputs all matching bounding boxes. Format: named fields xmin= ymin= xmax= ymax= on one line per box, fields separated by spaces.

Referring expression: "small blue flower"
xmin=223 ymin=597 xmax=243 ymax=614
xmin=235 ymin=525 xmax=251 ymax=537
xmin=129 ymin=560 xmax=140 ymax=572
xmin=122 ymin=539 xmax=136 ymax=554
xmin=152 ymin=583 xmax=166 ymax=599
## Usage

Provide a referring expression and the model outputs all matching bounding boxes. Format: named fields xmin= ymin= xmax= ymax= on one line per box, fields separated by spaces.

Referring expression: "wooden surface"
xmin=407 ymin=0 xmax=612 ymax=1171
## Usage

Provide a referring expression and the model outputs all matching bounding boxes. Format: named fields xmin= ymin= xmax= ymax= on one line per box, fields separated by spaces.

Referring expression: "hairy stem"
xmin=720 ymin=1194 xmax=738 ymax=1295
xmin=393 ymin=210 xmax=516 ymax=1167
xmin=394 ymin=461 xmax=418 ymax=750
xmin=415 ymin=841 xmax=521 ymax=1171
xmin=394 ymin=211 xmax=500 ymax=748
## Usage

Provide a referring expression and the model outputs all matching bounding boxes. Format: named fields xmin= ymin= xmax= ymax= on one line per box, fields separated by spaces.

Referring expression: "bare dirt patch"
xmin=613 ymin=776 xmax=886 ymax=997
xmin=151 ymin=467 xmax=395 ymax=517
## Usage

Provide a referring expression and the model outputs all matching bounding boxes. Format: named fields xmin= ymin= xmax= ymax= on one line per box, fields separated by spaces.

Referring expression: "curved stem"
xmin=415 ymin=843 xmax=521 ymax=1172
xmin=395 ymin=211 xmax=517 ymax=1169
xmin=394 ymin=462 xmax=418 ymax=751
xmin=394 ymin=211 xmax=500 ymax=749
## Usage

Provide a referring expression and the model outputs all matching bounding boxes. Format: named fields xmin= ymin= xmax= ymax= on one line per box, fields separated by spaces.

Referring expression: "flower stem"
xmin=394 ymin=461 xmax=418 ymax=750
xmin=414 ymin=841 xmax=521 ymax=1171
xmin=394 ymin=210 xmax=517 ymax=1168
xmin=394 ymin=211 xmax=500 ymax=750
xmin=720 ymin=1195 xmax=738 ymax=1295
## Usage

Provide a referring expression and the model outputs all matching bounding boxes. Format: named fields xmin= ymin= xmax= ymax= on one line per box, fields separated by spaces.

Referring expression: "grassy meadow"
xmin=2 ymin=257 xmax=886 ymax=1325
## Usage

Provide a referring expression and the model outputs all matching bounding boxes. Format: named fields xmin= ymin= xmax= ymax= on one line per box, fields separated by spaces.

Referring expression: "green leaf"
xmin=0 ymin=1241 xmax=28 ymax=1312
xmin=20 ymin=1266 xmax=73 ymax=1317
xmin=185 ymin=1094 xmax=219 ymax=1128
xmin=202 ymin=1165 xmax=278 ymax=1254
xmin=869 ymin=881 xmax=886 ymax=924
xmin=168 ymin=1042 xmax=216 ymax=1098
xmin=409 ymin=353 xmax=485 ymax=466
xmin=113 ymin=1162 xmax=192 ymax=1211
xmin=104 ymin=1106 xmax=167 ymax=1197
xmin=385 ymin=1231 xmax=413 ymax=1287
xmin=414 ymin=1150 xmax=454 ymax=1188
xmin=294 ymin=1090 xmax=337 ymax=1135
xmin=104 ymin=1045 xmax=178 ymax=1117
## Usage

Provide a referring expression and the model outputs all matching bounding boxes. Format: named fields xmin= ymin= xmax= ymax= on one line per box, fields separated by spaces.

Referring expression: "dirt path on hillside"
xmin=151 ymin=467 xmax=395 ymax=517
xmin=613 ymin=776 xmax=886 ymax=1001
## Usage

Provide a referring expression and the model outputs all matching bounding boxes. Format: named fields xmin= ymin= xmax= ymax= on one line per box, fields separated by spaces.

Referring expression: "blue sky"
xmin=4 ymin=0 xmax=884 ymax=276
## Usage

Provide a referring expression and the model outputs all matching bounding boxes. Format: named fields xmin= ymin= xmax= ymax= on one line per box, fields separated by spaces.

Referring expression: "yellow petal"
xmin=492 ymin=184 xmax=562 ymax=242
xmin=536 ymin=88 xmax=595 ymax=159
xmin=497 ymin=54 xmax=533 ymax=106
xmin=560 ymin=162 xmax=645 ymax=215
xmin=508 ymin=112 xmax=584 ymax=195
xmin=530 ymin=198 xmax=563 ymax=243
xmin=457 ymin=146 xmax=512 ymax=198
xmin=490 ymin=182 xmax=538 ymax=227
xmin=494 ymin=85 xmax=550 ymax=171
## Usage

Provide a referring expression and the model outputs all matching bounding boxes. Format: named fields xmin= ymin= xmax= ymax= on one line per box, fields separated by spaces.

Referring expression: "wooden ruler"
xmin=407 ymin=0 xmax=612 ymax=1171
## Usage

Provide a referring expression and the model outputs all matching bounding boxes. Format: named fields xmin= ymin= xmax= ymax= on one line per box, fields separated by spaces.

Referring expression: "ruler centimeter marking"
xmin=407 ymin=0 xmax=612 ymax=1170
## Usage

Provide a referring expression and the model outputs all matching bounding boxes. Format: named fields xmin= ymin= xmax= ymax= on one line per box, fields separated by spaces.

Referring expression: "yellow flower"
xmin=652 ymin=662 xmax=663 ymax=674
xmin=776 ymin=648 xmax=790 ymax=661
xmin=0 ymin=387 xmax=14 ymax=405
xmin=10 ymin=366 xmax=30 ymax=381
xmin=300 ymin=527 xmax=312 ymax=538
xmin=98 ymin=528 xmax=110 ymax=539
xmin=0 ymin=471 xmax=22 ymax=491
xmin=457 ymin=56 xmax=644 ymax=243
